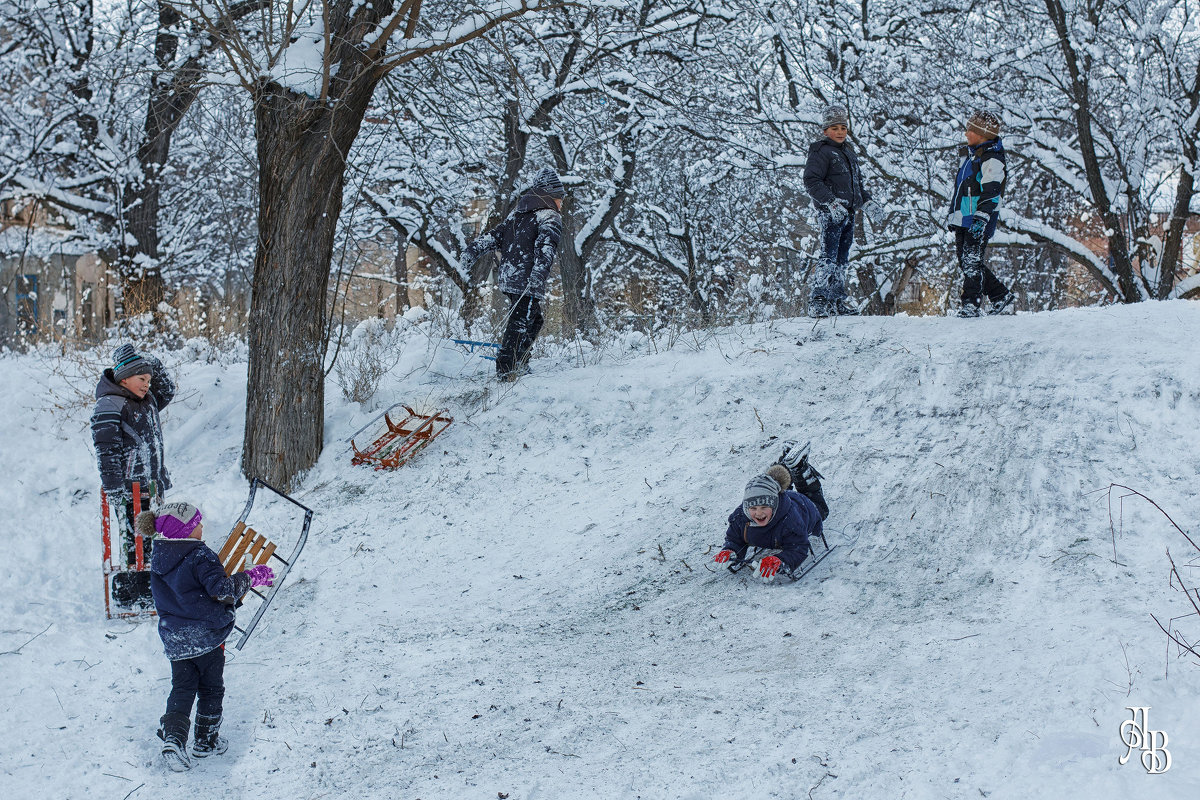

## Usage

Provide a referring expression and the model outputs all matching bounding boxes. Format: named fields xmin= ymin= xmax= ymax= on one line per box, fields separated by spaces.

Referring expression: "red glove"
xmin=758 ymin=556 xmax=782 ymax=579
xmin=714 ymin=549 xmax=733 ymax=563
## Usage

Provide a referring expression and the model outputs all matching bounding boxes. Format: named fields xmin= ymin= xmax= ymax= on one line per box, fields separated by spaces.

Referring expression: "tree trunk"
xmin=118 ymin=1 xmax=267 ymax=318
xmin=557 ymin=204 xmax=597 ymax=335
xmin=393 ymin=245 xmax=409 ymax=314
xmin=1044 ymin=0 xmax=1141 ymax=302
xmin=883 ymin=256 xmax=918 ymax=315
xmin=241 ymin=80 xmax=374 ymax=490
xmin=1158 ymin=64 xmax=1200 ymax=298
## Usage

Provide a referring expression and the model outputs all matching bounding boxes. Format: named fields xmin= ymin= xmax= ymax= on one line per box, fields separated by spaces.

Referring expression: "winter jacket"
xmin=90 ymin=358 xmax=175 ymax=494
xmin=151 ymin=538 xmax=251 ymax=660
xmin=722 ymin=490 xmax=821 ymax=571
xmin=947 ymin=138 xmax=1007 ymax=237
xmin=803 ymin=137 xmax=871 ymax=213
xmin=461 ymin=191 xmax=563 ymax=300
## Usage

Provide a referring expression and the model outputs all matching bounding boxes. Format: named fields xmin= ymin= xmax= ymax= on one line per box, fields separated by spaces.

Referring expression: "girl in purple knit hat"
xmin=140 ymin=502 xmax=274 ymax=771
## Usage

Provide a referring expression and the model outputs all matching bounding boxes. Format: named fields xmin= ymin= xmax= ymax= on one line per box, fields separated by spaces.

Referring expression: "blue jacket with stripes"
xmin=947 ymin=138 xmax=1007 ymax=237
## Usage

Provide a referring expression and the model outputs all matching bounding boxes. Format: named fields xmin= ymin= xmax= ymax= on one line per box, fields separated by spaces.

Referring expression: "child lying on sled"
xmin=714 ymin=444 xmax=829 ymax=580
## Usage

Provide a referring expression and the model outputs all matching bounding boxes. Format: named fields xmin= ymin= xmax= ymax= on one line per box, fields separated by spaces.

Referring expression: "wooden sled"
xmin=349 ymin=403 xmax=452 ymax=470
xmin=215 ymin=478 xmax=312 ymax=650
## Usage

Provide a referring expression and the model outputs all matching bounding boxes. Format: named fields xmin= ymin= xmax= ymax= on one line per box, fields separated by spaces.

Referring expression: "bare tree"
xmin=167 ymin=0 xmax=554 ymax=489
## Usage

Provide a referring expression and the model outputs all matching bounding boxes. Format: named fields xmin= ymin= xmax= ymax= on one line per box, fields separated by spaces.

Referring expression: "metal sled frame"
xmin=101 ymin=481 xmax=156 ymax=620
xmin=217 ymin=478 xmax=313 ymax=650
xmin=349 ymin=403 xmax=453 ymax=470
xmin=727 ymin=533 xmax=835 ymax=582
xmin=452 ymin=338 xmax=500 ymax=361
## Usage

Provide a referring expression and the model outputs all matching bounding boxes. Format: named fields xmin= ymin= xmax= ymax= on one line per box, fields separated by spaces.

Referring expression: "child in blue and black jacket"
xmin=947 ymin=109 xmax=1013 ymax=316
xmin=139 ymin=502 xmax=274 ymax=772
xmin=714 ymin=445 xmax=830 ymax=580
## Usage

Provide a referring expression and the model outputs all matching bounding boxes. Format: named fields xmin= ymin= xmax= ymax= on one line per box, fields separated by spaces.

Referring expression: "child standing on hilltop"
xmin=141 ymin=502 xmax=274 ymax=771
xmin=802 ymin=105 xmax=884 ymax=317
xmin=947 ymin=109 xmax=1013 ymax=316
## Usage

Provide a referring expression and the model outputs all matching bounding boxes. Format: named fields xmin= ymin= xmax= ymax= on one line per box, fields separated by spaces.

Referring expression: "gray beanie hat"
xmin=821 ymin=104 xmax=849 ymax=130
xmin=530 ymin=167 xmax=566 ymax=199
xmin=743 ymin=473 xmax=783 ymax=517
xmin=112 ymin=343 xmax=152 ymax=382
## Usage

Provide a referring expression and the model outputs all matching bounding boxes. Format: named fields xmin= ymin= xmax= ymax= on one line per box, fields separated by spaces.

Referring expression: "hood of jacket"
xmin=151 ymin=538 xmax=202 ymax=576
xmin=808 ymin=136 xmax=848 ymax=157
xmin=516 ymin=191 xmax=560 ymax=214
xmin=94 ymin=368 xmax=140 ymax=402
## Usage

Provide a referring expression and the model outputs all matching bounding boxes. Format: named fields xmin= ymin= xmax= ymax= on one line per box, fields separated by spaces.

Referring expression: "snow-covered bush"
xmin=332 ymin=319 xmax=405 ymax=404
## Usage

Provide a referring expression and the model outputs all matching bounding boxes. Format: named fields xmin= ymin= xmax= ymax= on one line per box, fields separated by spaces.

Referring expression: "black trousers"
xmin=956 ymin=228 xmax=1008 ymax=308
xmin=111 ymin=495 xmax=155 ymax=606
xmin=497 ymin=292 xmax=544 ymax=375
xmin=166 ymin=646 xmax=226 ymax=722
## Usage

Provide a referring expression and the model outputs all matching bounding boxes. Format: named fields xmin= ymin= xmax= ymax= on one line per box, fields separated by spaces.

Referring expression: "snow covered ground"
xmin=3 ymin=302 xmax=1200 ymax=799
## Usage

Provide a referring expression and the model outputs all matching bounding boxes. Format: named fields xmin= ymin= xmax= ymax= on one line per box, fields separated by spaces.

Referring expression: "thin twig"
xmin=0 ymin=623 xmax=52 ymax=656
xmin=1151 ymin=614 xmax=1200 ymax=660
xmin=1109 ymin=483 xmax=1199 ymax=552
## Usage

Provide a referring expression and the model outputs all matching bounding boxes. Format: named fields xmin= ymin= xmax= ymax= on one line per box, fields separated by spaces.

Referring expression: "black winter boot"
xmin=192 ymin=712 xmax=229 ymax=758
xmin=158 ymin=712 xmax=192 ymax=772
xmin=779 ymin=442 xmax=829 ymax=521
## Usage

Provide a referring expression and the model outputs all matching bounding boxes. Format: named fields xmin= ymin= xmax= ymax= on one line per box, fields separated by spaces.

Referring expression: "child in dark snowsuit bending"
xmin=715 ymin=446 xmax=829 ymax=580
xmin=141 ymin=502 xmax=275 ymax=771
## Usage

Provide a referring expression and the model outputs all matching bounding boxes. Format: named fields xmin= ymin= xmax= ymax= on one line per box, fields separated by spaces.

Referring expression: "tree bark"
xmin=1157 ymin=59 xmax=1200 ymax=298
xmin=557 ymin=203 xmax=597 ymax=333
xmin=119 ymin=1 xmax=268 ymax=317
xmin=242 ymin=78 xmax=377 ymax=490
xmin=1044 ymin=0 xmax=1141 ymax=302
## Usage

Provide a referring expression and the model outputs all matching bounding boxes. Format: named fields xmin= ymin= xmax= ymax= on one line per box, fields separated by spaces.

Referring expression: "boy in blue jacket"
xmin=947 ymin=110 xmax=1013 ymax=316
xmin=140 ymin=502 xmax=274 ymax=771
xmin=715 ymin=449 xmax=828 ymax=580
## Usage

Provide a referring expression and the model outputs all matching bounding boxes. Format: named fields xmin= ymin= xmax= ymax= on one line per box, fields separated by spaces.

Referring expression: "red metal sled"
xmin=101 ymin=481 xmax=156 ymax=620
xmin=349 ymin=403 xmax=453 ymax=470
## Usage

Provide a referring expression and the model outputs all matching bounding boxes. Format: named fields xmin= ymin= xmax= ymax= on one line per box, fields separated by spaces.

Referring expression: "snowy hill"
xmin=3 ymin=303 xmax=1200 ymax=799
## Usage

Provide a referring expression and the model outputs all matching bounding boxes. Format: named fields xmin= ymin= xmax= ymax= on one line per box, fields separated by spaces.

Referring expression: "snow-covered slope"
xmin=3 ymin=303 xmax=1200 ymax=799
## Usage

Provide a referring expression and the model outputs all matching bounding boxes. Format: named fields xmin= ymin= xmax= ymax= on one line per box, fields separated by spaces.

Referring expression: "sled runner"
xmin=101 ymin=481 xmax=157 ymax=620
xmin=349 ymin=403 xmax=453 ymax=470
xmin=726 ymin=532 xmax=836 ymax=583
xmin=215 ymin=478 xmax=312 ymax=650
xmin=452 ymin=338 xmax=500 ymax=361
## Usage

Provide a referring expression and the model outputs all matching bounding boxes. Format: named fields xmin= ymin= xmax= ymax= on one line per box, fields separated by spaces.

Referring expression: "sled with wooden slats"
xmin=348 ymin=403 xmax=452 ymax=470
xmin=215 ymin=478 xmax=312 ymax=650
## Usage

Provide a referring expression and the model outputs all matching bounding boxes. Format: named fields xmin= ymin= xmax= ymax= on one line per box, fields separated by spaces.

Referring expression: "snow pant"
xmin=110 ymin=489 xmax=158 ymax=607
xmin=497 ymin=292 xmax=544 ymax=376
xmin=811 ymin=213 xmax=855 ymax=303
xmin=956 ymin=228 xmax=1008 ymax=310
xmin=161 ymin=645 xmax=226 ymax=747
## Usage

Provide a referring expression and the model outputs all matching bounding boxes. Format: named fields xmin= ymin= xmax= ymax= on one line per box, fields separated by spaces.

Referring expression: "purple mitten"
xmin=245 ymin=564 xmax=275 ymax=588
